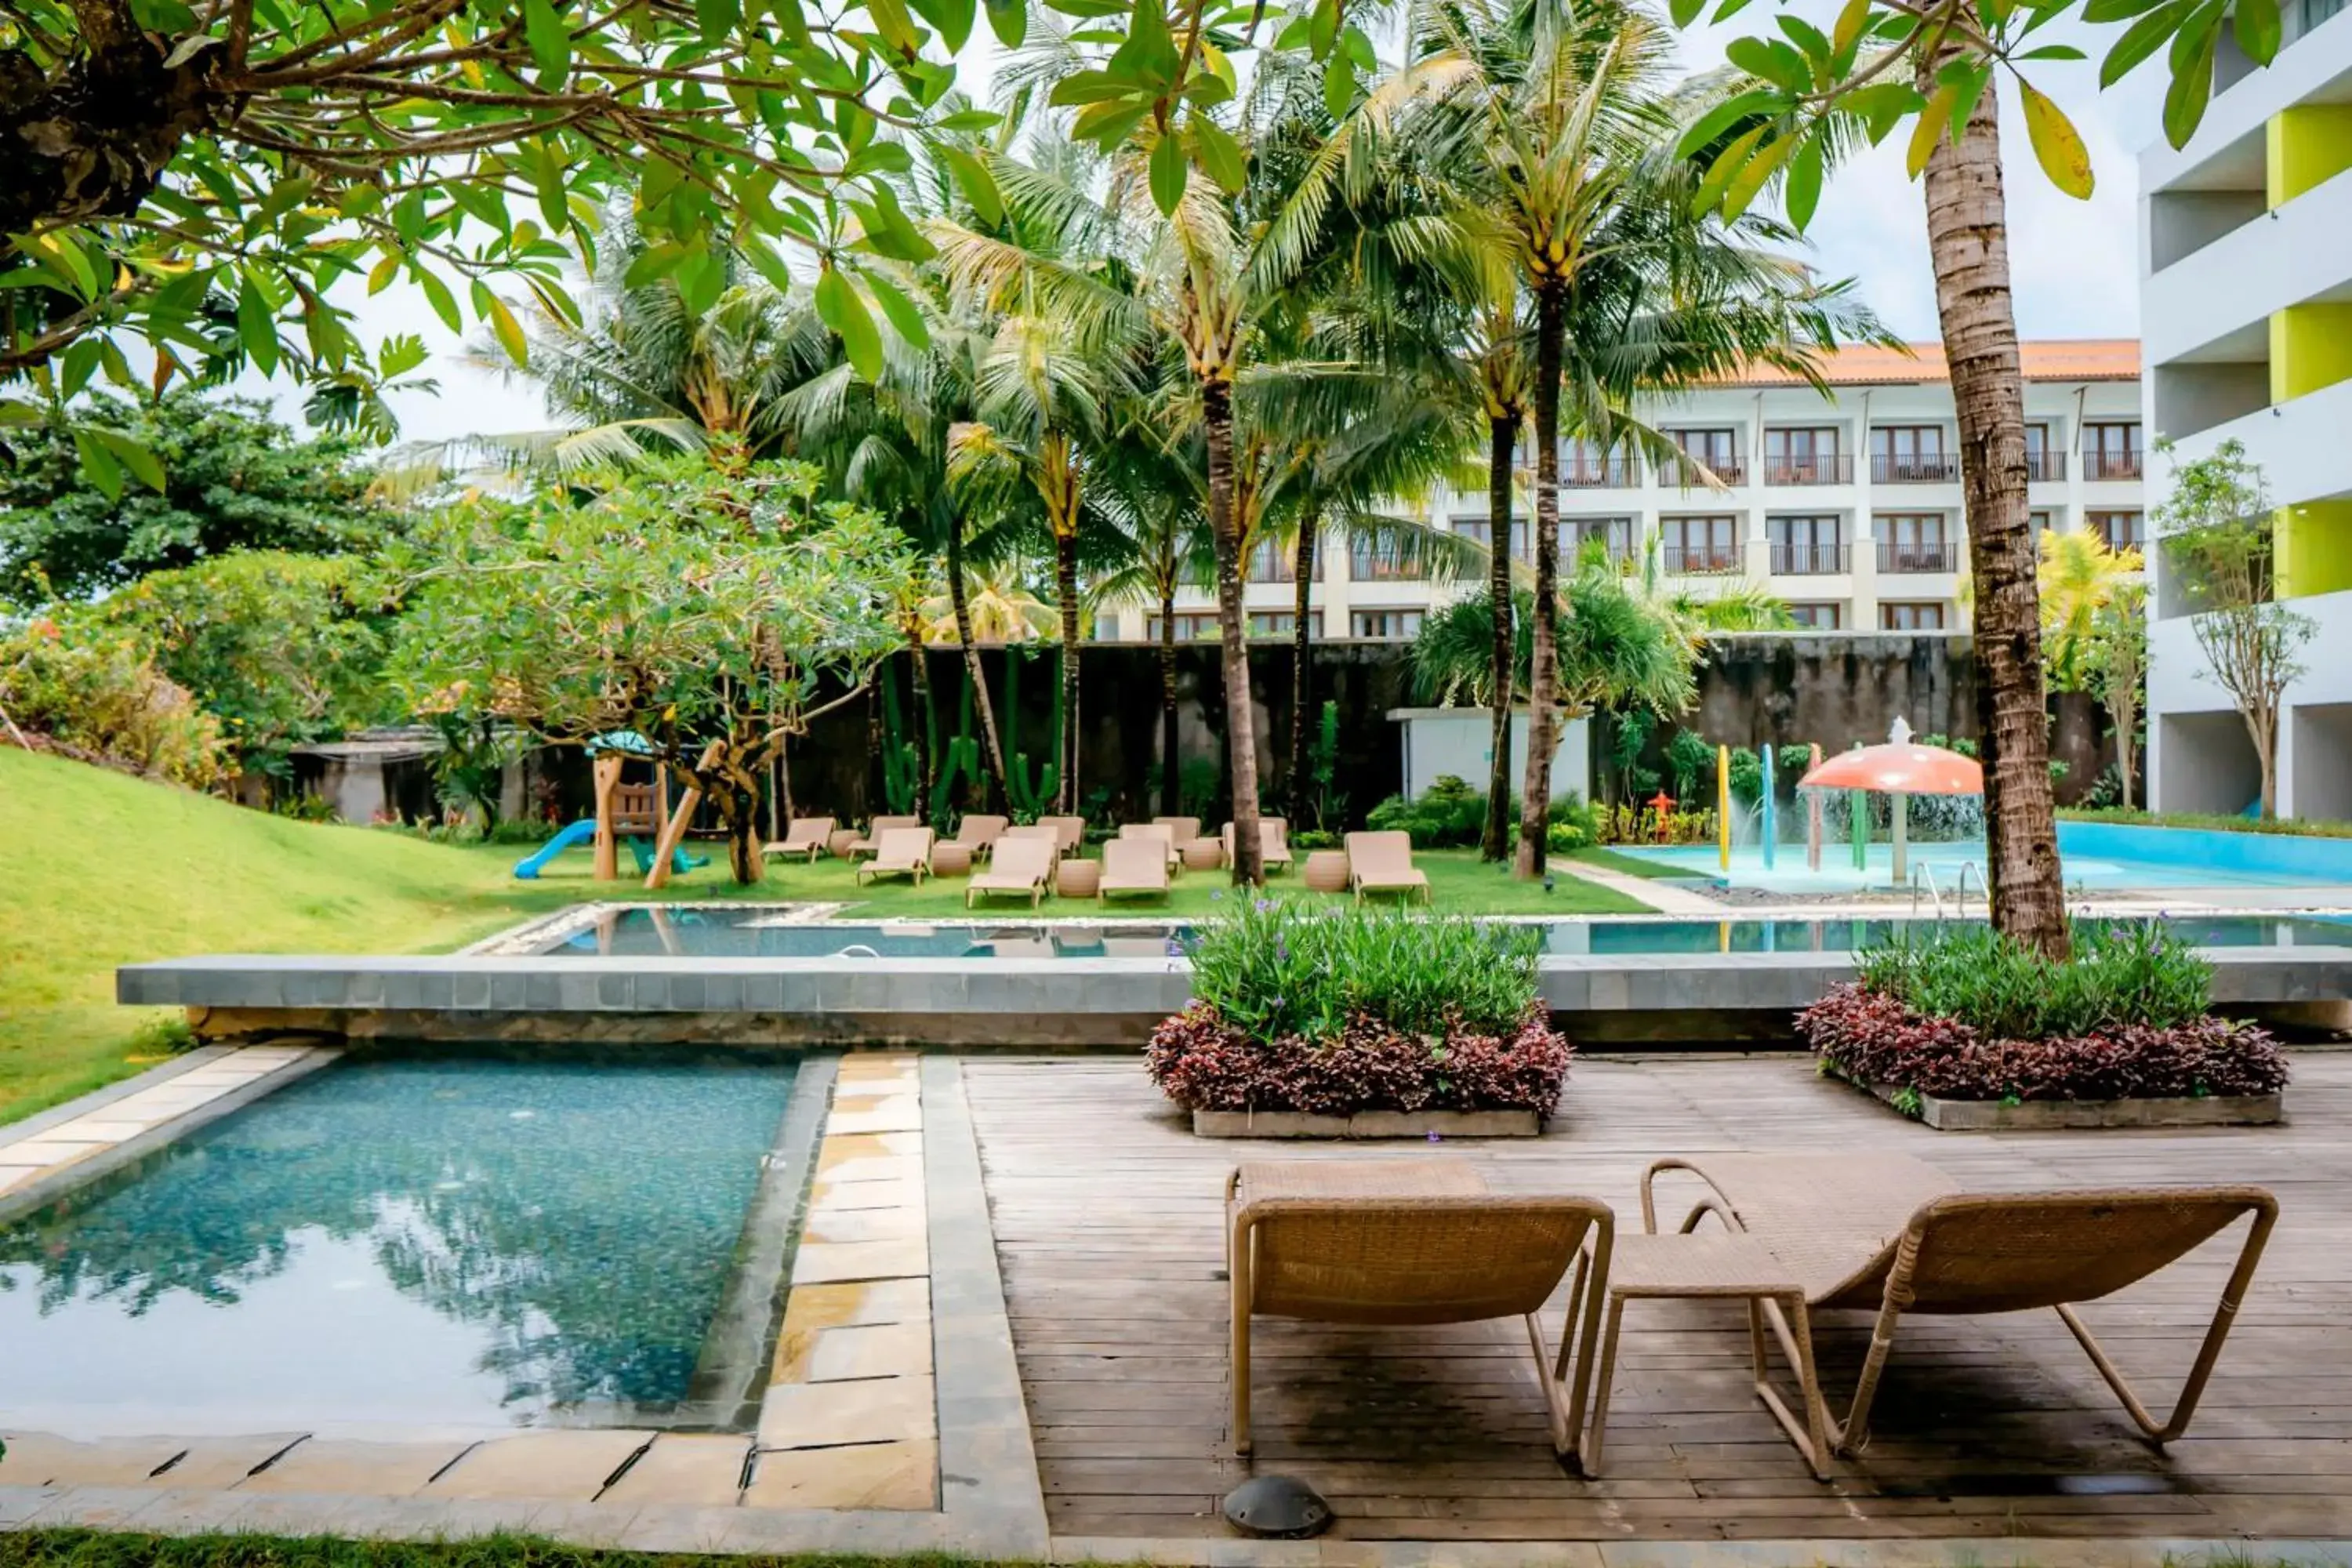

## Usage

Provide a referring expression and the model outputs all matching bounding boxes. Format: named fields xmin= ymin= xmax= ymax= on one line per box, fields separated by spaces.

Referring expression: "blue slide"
xmin=514 ymin=819 xmax=597 ymax=880
xmin=628 ymin=837 xmax=709 ymax=875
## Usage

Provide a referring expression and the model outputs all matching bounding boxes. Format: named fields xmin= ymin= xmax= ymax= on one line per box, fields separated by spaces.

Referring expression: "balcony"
xmin=2086 ymin=450 xmax=2144 ymax=481
xmin=1878 ymin=541 xmax=1960 ymax=574
xmin=1761 ymin=455 xmax=1852 ymax=485
xmin=1665 ymin=456 xmax=1745 ymax=488
xmin=1770 ymin=543 xmax=1850 ymax=575
xmin=1664 ymin=545 xmax=1743 ymax=575
xmin=1871 ymin=454 xmax=1959 ymax=484
xmin=2025 ymin=450 xmax=2067 ymax=481
xmin=1348 ymin=550 xmax=1425 ymax=582
xmin=1562 ymin=455 xmax=1635 ymax=488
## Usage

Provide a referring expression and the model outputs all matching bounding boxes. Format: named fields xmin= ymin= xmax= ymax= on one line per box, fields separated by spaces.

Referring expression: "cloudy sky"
xmin=324 ymin=26 xmax=2172 ymax=448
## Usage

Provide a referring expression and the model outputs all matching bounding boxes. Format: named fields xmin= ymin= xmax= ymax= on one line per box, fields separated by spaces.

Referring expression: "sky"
xmin=296 ymin=22 xmax=2174 ymax=449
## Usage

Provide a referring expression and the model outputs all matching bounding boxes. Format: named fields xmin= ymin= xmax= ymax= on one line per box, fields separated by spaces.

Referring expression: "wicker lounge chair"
xmin=846 ymin=815 xmax=919 ymax=862
xmin=1226 ymin=1159 xmax=1613 ymax=1462
xmin=763 ymin=815 xmax=834 ymax=863
xmin=1222 ymin=818 xmax=1294 ymax=873
xmin=1118 ymin=821 xmax=1181 ymax=869
xmin=1640 ymin=1152 xmax=2278 ymax=1468
xmin=1344 ymin=830 xmax=1430 ymax=902
xmin=1040 ymin=815 xmax=1087 ymax=855
xmin=948 ymin=813 xmax=1009 ymax=860
xmin=853 ymin=826 xmax=934 ymax=886
xmin=1151 ymin=815 xmax=1202 ymax=848
xmin=1098 ymin=837 xmax=1171 ymax=901
xmin=965 ymin=836 xmax=1054 ymax=909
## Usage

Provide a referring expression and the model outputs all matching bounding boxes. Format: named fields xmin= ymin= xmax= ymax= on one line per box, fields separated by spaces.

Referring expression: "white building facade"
xmin=1098 ymin=343 xmax=2143 ymax=646
xmin=2140 ymin=0 xmax=2352 ymax=818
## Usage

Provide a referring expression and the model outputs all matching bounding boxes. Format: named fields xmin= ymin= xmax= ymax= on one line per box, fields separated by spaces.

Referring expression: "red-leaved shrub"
xmin=1145 ymin=1001 xmax=1572 ymax=1116
xmin=1799 ymin=982 xmax=2289 ymax=1104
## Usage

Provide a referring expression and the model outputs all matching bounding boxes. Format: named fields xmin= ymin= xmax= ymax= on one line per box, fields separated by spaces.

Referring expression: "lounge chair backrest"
xmin=1100 ymin=837 xmax=1167 ymax=884
xmin=1345 ymin=830 xmax=1415 ymax=877
xmin=872 ymin=826 xmax=933 ymax=866
xmin=783 ymin=815 xmax=833 ymax=845
xmin=1225 ymin=820 xmax=1287 ymax=855
xmin=1120 ymin=822 xmax=1175 ymax=846
xmin=1001 ymin=823 xmax=1056 ymax=844
xmin=1882 ymin=1188 xmax=2279 ymax=1317
xmin=1042 ymin=815 xmax=1085 ymax=851
xmin=867 ymin=814 xmax=919 ymax=837
xmin=988 ymin=837 xmax=1054 ymax=884
xmin=1152 ymin=815 xmax=1201 ymax=845
xmin=953 ymin=813 xmax=1009 ymax=848
xmin=1238 ymin=1194 xmax=1610 ymax=1327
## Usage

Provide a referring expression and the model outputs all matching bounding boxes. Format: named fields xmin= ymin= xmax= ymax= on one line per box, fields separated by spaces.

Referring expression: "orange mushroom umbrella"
xmin=1798 ymin=742 xmax=1983 ymax=797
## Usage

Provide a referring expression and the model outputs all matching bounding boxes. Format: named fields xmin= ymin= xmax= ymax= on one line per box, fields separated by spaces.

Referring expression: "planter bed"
xmin=1192 ymin=1108 xmax=1541 ymax=1138
xmin=1851 ymin=1077 xmax=2283 ymax=1131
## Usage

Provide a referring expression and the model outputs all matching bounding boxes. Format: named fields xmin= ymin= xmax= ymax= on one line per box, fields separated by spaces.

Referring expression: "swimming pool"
xmin=0 ymin=1047 xmax=798 ymax=1436
xmin=1619 ymin=824 xmax=2352 ymax=893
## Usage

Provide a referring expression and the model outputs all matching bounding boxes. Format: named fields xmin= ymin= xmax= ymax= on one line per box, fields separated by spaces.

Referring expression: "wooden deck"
xmin=962 ymin=1052 xmax=2352 ymax=1544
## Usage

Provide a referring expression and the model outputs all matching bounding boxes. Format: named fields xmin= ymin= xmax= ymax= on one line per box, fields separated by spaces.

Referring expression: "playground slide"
xmin=629 ymin=837 xmax=710 ymax=875
xmin=514 ymin=819 xmax=598 ymax=880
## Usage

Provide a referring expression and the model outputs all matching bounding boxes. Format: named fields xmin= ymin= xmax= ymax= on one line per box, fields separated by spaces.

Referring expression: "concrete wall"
xmin=1391 ymin=709 xmax=1591 ymax=800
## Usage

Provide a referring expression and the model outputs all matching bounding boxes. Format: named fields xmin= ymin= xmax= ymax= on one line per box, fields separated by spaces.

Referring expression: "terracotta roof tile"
xmin=1722 ymin=339 xmax=2140 ymax=387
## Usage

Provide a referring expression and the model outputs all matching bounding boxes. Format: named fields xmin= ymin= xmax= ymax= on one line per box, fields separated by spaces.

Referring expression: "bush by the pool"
xmin=1801 ymin=920 xmax=2289 ymax=1105
xmin=1146 ymin=898 xmax=1571 ymax=1116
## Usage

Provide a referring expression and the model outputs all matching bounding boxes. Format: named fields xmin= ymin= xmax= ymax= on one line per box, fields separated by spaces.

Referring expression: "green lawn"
xmin=0 ymin=746 xmax=1646 ymax=1126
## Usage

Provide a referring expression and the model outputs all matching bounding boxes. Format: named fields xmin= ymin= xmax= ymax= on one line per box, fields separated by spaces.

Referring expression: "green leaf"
xmin=623 ymin=241 xmax=691 ymax=290
xmin=906 ymin=0 xmax=974 ymax=52
xmin=1308 ymin=0 xmax=1339 ymax=55
xmin=1905 ymin=84 xmax=1958 ymax=176
xmin=1675 ymin=88 xmax=1780 ymax=161
xmin=531 ymin=144 xmax=569 ymax=233
xmin=2163 ymin=18 xmax=2218 ymax=147
xmin=236 ymin=274 xmax=280 ymax=376
xmin=1844 ymin=81 xmax=1921 ymax=143
xmin=2100 ymin=0 xmax=2194 ymax=85
xmin=2234 ymin=0 xmax=2281 ymax=64
xmin=1830 ymin=0 xmax=1874 ymax=64
xmin=1322 ymin=52 xmax=1355 ymax=116
xmin=416 ymin=266 xmax=463 ymax=334
xmin=1784 ymin=131 xmax=1825 ymax=230
xmin=937 ymin=143 xmax=1004 ymax=225
xmin=1669 ymin=0 xmax=1705 ymax=27
xmin=524 ymin=0 xmax=570 ymax=86
xmin=695 ymin=0 xmax=741 ymax=41
xmin=474 ymin=282 xmax=530 ymax=367
xmin=1072 ymin=98 xmax=1150 ymax=148
xmin=815 ymin=265 xmax=883 ymax=381
xmin=1693 ymin=122 xmax=1770 ymax=214
xmin=2016 ymin=42 xmax=2088 ymax=59
xmin=89 ymin=427 xmax=165 ymax=492
xmin=1191 ymin=115 xmax=1247 ymax=193
xmin=1726 ymin=36 xmax=1807 ymax=89
xmin=2082 ymin=0 xmax=2164 ymax=20
xmin=866 ymin=0 xmax=923 ymax=53
xmin=1149 ymin=130 xmax=1189 ymax=216
xmin=862 ymin=268 xmax=931 ymax=350
xmin=2018 ymin=78 xmax=2095 ymax=198
xmin=985 ymin=0 xmax=1026 ymax=45
xmin=1722 ymin=131 xmax=1795 ymax=220
xmin=71 ymin=430 xmax=125 ymax=500
xmin=1776 ymin=13 xmax=1831 ymax=67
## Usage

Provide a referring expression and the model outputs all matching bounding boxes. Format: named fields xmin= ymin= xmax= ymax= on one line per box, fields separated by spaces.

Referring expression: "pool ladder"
xmin=1910 ymin=861 xmax=1987 ymax=920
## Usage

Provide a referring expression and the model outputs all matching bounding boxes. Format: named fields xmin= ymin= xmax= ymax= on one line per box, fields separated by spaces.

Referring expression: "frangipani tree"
xmin=387 ymin=456 xmax=919 ymax=884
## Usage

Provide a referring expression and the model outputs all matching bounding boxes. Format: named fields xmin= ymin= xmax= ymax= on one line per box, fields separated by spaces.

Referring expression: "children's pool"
xmin=1620 ymin=829 xmax=2352 ymax=893
xmin=0 ymin=1047 xmax=797 ymax=1436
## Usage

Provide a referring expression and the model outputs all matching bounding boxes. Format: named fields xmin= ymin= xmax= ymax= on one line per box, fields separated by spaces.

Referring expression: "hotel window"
xmin=1249 ymin=611 xmax=1320 ymax=638
xmin=1569 ymin=516 xmax=1635 ymax=561
xmin=2024 ymin=423 xmax=2065 ymax=481
xmin=1668 ymin=428 xmax=1743 ymax=485
xmin=1350 ymin=608 xmax=1425 ymax=639
xmin=1787 ymin=602 xmax=1844 ymax=630
xmin=2089 ymin=510 xmax=2146 ymax=550
xmin=1661 ymin=514 xmax=1740 ymax=573
xmin=1349 ymin=540 xmax=1426 ymax=580
xmin=1871 ymin=425 xmax=1954 ymax=482
xmin=1881 ymin=602 xmax=1947 ymax=631
xmin=1877 ymin=513 xmax=1955 ymax=573
xmin=1247 ymin=537 xmax=1318 ymax=583
xmin=1451 ymin=513 xmax=1531 ymax=561
xmin=1145 ymin=612 xmax=1220 ymax=641
xmin=2085 ymin=421 xmax=2143 ymax=479
xmin=2031 ymin=509 xmax=2058 ymax=535
xmin=1768 ymin=515 xmax=1845 ymax=574
xmin=1762 ymin=426 xmax=1846 ymax=485
xmin=1564 ymin=438 xmax=1633 ymax=487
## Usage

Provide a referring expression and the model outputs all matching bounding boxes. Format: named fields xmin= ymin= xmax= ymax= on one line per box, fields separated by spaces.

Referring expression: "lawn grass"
xmin=1565 ymin=844 xmax=1700 ymax=880
xmin=0 ymin=746 xmax=1648 ymax=1127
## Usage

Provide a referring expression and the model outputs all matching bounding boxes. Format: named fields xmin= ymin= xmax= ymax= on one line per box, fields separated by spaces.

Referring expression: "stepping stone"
xmin=151 ymin=1435 xmax=308 ymax=1488
xmin=790 ymin=1238 xmax=927 ymax=1287
xmin=741 ymin=1439 xmax=935 ymax=1511
xmin=757 ymin=1375 xmax=935 ymax=1450
xmin=597 ymin=1435 xmax=750 ymax=1507
xmin=426 ymin=1430 xmax=655 ymax=1501
xmin=236 ymin=1439 xmax=477 ymax=1496
xmin=0 ymin=1434 xmax=189 ymax=1486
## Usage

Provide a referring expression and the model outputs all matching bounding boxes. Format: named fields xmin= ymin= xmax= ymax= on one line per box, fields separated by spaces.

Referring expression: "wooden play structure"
xmin=589 ymin=735 xmax=715 ymax=891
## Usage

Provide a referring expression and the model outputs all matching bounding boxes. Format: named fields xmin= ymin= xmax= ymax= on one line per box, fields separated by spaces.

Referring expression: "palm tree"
xmin=2038 ymin=529 xmax=2143 ymax=690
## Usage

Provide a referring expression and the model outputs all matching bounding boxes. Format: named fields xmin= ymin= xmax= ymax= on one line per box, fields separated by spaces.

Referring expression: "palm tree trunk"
xmin=1159 ymin=564 xmax=1181 ymax=817
xmin=1482 ymin=412 xmax=1516 ymax=862
xmin=905 ymin=626 xmax=935 ymax=812
xmin=1055 ymin=526 xmax=1082 ymax=813
xmin=1287 ymin=515 xmax=1318 ymax=828
xmin=1922 ymin=72 xmax=2069 ymax=959
xmin=945 ymin=509 xmax=1011 ymax=809
xmin=1204 ymin=377 xmax=1265 ymax=885
xmin=1515 ymin=281 xmax=1565 ymax=879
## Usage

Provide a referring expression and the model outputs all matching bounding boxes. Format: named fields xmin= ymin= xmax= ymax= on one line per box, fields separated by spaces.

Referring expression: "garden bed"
xmin=1855 ymin=1080 xmax=2281 ymax=1131
xmin=1192 ymin=1109 xmax=1541 ymax=1138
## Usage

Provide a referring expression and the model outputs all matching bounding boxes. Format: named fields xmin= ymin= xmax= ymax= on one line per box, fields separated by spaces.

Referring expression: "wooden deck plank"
xmin=963 ymin=1051 xmax=2352 ymax=1543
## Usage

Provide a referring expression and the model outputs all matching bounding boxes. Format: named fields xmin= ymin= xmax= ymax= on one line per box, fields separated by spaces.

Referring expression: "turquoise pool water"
xmin=1618 ymin=837 xmax=2351 ymax=892
xmin=0 ymin=1048 xmax=794 ymax=1436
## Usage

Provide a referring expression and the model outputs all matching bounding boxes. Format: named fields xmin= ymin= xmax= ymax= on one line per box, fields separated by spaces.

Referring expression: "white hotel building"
xmin=2140 ymin=0 xmax=2352 ymax=818
xmin=1097 ymin=342 xmax=2145 ymax=644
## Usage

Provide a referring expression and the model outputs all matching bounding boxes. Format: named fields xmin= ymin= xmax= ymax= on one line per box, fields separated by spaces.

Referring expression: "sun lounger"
xmin=847 ymin=815 xmax=919 ymax=861
xmin=965 ymin=835 xmax=1055 ymax=909
xmin=1098 ymin=837 xmax=1171 ymax=901
xmin=853 ymin=826 xmax=934 ymax=886
xmin=1040 ymin=815 xmax=1086 ymax=855
xmin=1118 ymin=821 xmax=1181 ymax=869
xmin=1226 ymin=1159 xmax=1613 ymax=1461
xmin=1152 ymin=815 xmax=1202 ymax=848
xmin=1223 ymin=818 xmax=1294 ymax=873
xmin=763 ymin=815 xmax=834 ymax=863
xmin=1639 ymin=1151 xmax=2278 ymax=1468
xmin=948 ymin=813 xmax=1009 ymax=860
xmin=1344 ymin=830 xmax=1429 ymax=902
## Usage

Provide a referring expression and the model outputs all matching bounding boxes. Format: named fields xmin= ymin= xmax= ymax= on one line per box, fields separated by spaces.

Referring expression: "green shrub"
xmin=1291 ymin=828 xmax=1339 ymax=850
xmin=0 ymin=616 xmax=224 ymax=786
xmin=1546 ymin=818 xmax=1587 ymax=852
xmin=1366 ymin=773 xmax=1486 ymax=847
xmin=1855 ymin=920 xmax=2212 ymax=1039
xmin=1183 ymin=897 xmax=1541 ymax=1044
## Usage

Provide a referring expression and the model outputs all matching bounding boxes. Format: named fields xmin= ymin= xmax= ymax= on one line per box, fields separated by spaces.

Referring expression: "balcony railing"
xmin=1563 ymin=455 xmax=1635 ymax=488
xmin=1761 ymin=454 xmax=1853 ymax=485
xmin=2086 ymin=450 xmax=2144 ymax=481
xmin=1770 ymin=543 xmax=1849 ymax=575
xmin=1871 ymin=453 xmax=1959 ymax=483
xmin=2024 ymin=450 xmax=2067 ymax=481
xmin=1349 ymin=550 xmax=1425 ymax=581
xmin=1664 ymin=544 xmax=1743 ymax=575
xmin=1666 ymin=455 xmax=1745 ymax=488
xmin=1878 ymin=541 xmax=1959 ymax=574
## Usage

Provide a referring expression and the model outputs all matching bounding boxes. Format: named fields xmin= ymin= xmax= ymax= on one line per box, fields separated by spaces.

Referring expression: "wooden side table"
xmin=1055 ymin=857 xmax=1100 ymax=898
xmin=1581 ymin=1231 xmax=1830 ymax=1478
xmin=930 ymin=842 xmax=973 ymax=877
xmin=1301 ymin=849 xmax=1349 ymax=895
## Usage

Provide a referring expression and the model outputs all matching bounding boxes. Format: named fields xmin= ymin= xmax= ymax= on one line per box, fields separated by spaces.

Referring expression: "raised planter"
xmin=930 ymin=842 xmax=973 ymax=877
xmin=1055 ymin=857 xmax=1100 ymax=898
xmin=1864 ymin=1081 xmax=2282 ymax=1131
xmin=1301 ymin=849 xmax=1348 ymax=895
xmin=1192 ymin=1108 xmax=1541 ymax=1138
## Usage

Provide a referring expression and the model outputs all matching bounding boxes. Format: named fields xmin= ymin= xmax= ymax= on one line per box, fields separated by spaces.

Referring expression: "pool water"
xmin=0 ymin=1048 xmax=795 ymax=1436
xmin=1619 ymin=840 xmax=2352 ymax=892
xmin=1541 ymin=914 xmax=2352 ymax=954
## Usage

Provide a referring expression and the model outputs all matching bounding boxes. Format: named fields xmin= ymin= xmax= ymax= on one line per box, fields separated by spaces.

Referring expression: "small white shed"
xmin=1387 ymin=706 xmax=1591 ymax=804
